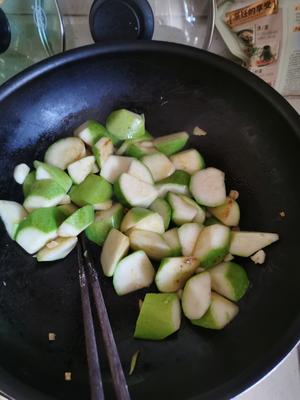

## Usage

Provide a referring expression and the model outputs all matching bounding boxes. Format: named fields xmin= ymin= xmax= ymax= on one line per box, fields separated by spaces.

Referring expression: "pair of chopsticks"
xmin=78 ymin=235 xmax=131 ymax=400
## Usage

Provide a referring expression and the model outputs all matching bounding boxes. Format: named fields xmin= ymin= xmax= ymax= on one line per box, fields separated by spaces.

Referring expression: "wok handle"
xmin=88 ymin=0 xmax=216 ymax=50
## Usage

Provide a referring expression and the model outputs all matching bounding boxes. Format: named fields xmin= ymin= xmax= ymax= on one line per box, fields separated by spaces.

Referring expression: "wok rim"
xmin=0 ymin=40 xmax=299 ymax=400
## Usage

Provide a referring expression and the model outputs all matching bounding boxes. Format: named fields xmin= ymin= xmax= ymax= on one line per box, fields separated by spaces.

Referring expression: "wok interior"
xmin=0 ymin=44 xmax=299 ymax=400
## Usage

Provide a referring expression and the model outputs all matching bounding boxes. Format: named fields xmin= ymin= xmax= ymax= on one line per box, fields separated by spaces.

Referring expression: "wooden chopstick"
xmin=78 ymin=244 xmax=105 ymax=400
xmin=79 ymin=236 xmax=131 ymax=400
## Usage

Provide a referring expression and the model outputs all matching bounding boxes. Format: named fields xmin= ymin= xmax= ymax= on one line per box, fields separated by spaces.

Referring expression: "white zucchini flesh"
xmin=167 ymin=193 xmax=197 ymax=225
xmin=142 ymin=153 xmax=175 ymax=182
xmin=101 ymin=229 xmax=130 ymax=277
xmin=115 ymin=173 xmax=158 ymax=208
xmin=121 ymin=207 xmax=165 ymax=234
xmin=208 ymin=197 xmax=240 ymax=227
xmin=16 ymin=227 xmax=58 ymax=254
xmin=190 ymin=167 xmax=226 ymax=207
xmin=37 ymin=237 xmax=78 ymax=262
xmin=67 ymin=156 xmax=96 ymax=184
xmin=44 ymin=137 xmax=86 ymax=170
xmin=193 ymin=224 xmax=231 ymax=269
xmin=181 ymin=272 xmax=211 ymax=320
xmin=155 ymin=256 xmax=199 ymax=293
xmin=113 ymin=251 xmax=155 ymax=295
xmin=181 ymin=196 xmax=206 ymax=224
xmin=128 ymin=229 xmax=171 ymax=260
xmin=127 ymin=159 xmax=154 ymax=184
xmin=92 ymin=137 xmax=114 ymax=168
xmin=74 ymin=120 xmax=106 ymax=146
xmin=35 ymin=167 xmax=51 ymax=180
xmin=230 ymin=231 xmax=279 ymax=257
xmin=163 ymin=228 xmax=181 ymax=256
xmin=93 ymin=200 xmax=113 ymax=211
xmin=150 ymin=198 xmax=171 ymax=230
xmin=156 ymin=183 xmax=190 ymax=198
xmin=134 ymin=293 xmax=181 ymax=340
xmin=0 ymin=200 xmax=27 ymax=239
xmin=100 ymin=155 xmax=133 ymax=183
xmin=13 ymin=163 xmax=30 ymax=184
xmin=92 ymin=162 xmax=100 ymax=173
xmin=178 ymin=223 xmax=203 ymax=256
xmin=170 ymin=149 xmax=205 ymax=174
xmin=192 ymin=292 xmax=239 ymax=329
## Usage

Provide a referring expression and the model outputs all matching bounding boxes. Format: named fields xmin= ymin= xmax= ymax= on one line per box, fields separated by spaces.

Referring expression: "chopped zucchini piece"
xmin=69 ymin=174 xmax=112 ymax=207
xmin=100 ymin=155 xmax=133 ymax=183
xmin=167 ymin=192 xmax=197 ymax=225
xmin=129 ymin=229 xmax=171 ymax=260
xmin=67 ymin=156 xmax=96 ymax=185
xmin=150 ymin=198 xmax=171 ymax=230
xmin=142 ymin=153 xmax=175 ymax=182
xmin=23 ymin=179 xmax=67 ymax=212
xmin=85 ymin=203 xmax=123 ymax=245
xmin=155 ymin=170 xmax=190 ymax=197
xmin=178 ymin=223 xmax=203 ymax=256
xmin=208 ymin=197 xmax=240 ymax=227
xmin=182 ymin=272 xmax=211 ymax=319
xmin=92 ymin=137 xmax=114 ymax=168
xmin=58 ymin=205 xmax=94 ymax=237
xmin=229 ymin=231 xmax=279 ymax=257
xmin=209 ymin=262 xmax=249 ymax=301
xmin=153 ymin=131 xmax=189 ymax=156
xmin=15 ymin=207 xmax=64 ymax=254
xmin=193 ymin=224 xmax=231 ymax=269
xmin=170 ymin=149 xmax=205 ymax=174
xmin=190 ymin=167 xmax=226 ymax=207
xmin=106 ymin=109 xmax=145 ymax=140
xmin=74 ymin=120 xmax=107 ymax=146
xmin=0 ymin=200 xmax=27 ymax=239
xmin=113 ymin=251 xmax=155 ymax=295
xmin=114 ymin=173 xmax=158 ymax=208
xmin=101 ymin=229 xmax=130 ymax=276
xmin=120 ymin=207 xmax=164 ymax=234
xmin=163 ymin=228 xmax=181 ymax=256
xmin=127 ymin=159 xmax=153 ymax=184
xmin=37 ymin=237 xmax=78 ymax=262
xmin=155 ymin=256 xmax=199 ymax=293
xmin=134 ymin=293 xmax=181 ymax=340
xmin=125 ymin=140 xmax=157 ymax=158
xmin=191 ymin=292 xmax=239 ymax=330
xmin=44 ymin=137 xmax=86 ymax=170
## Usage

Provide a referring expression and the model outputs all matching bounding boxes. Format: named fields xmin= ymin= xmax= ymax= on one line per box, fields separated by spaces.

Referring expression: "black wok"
xmin=0 ymin=42 xmax=299 ymax=400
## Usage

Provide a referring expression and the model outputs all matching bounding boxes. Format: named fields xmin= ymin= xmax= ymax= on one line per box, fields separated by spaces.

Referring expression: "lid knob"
xmin=89 ymin=0 xmax=154 ymax=42
xmin=0 ymin=8 xmax=11 ymax=54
